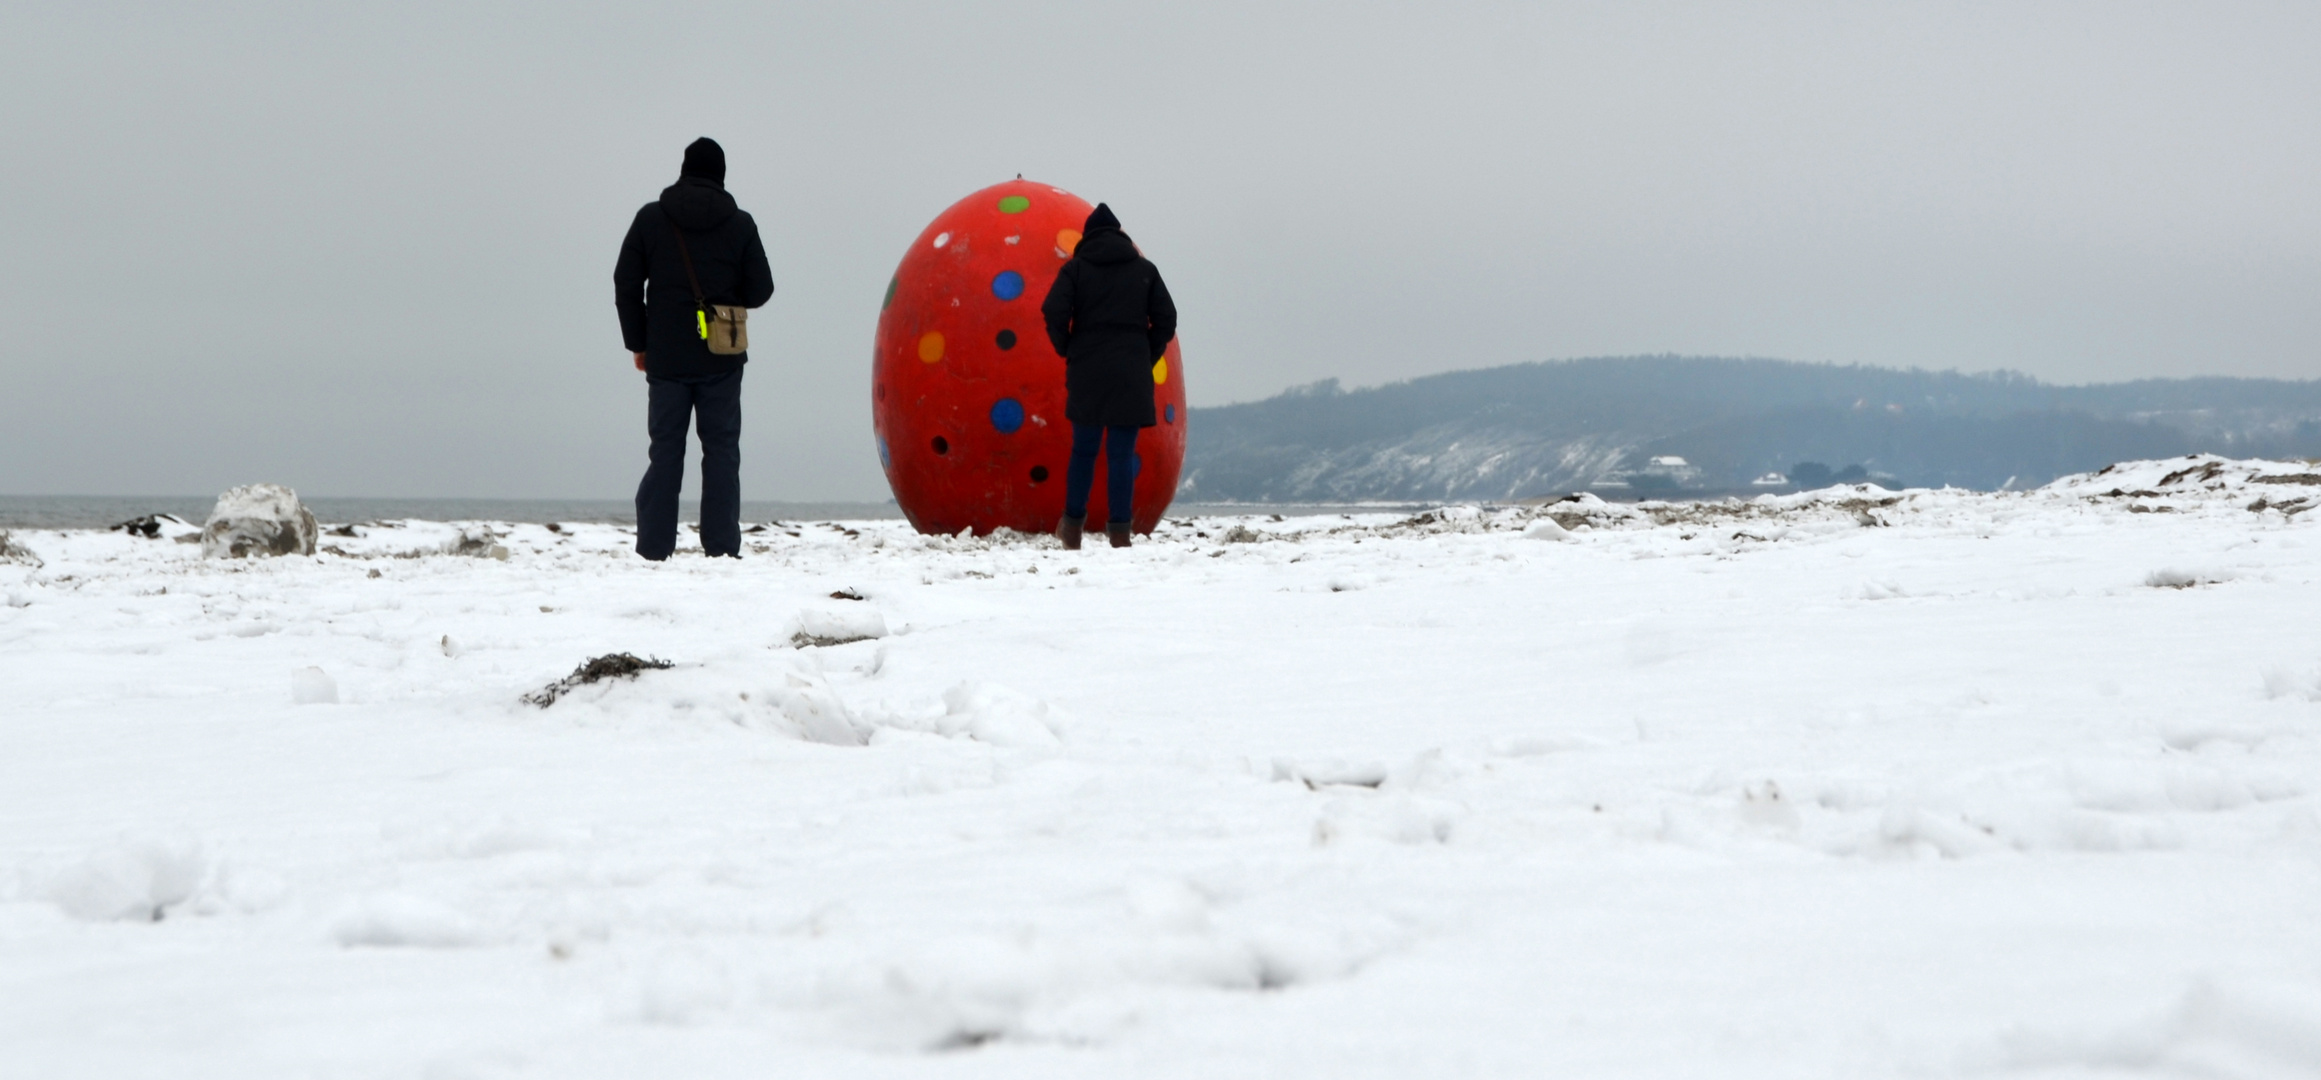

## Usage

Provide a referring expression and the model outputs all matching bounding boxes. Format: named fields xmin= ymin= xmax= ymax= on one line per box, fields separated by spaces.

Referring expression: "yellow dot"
xmin=918 ymin=332 xmax=945 ymax=363
xmin=1152 ymin=357 xmax=1168 ymax=385
xmin=1056 ymin=229 xmax=1081 ymax=256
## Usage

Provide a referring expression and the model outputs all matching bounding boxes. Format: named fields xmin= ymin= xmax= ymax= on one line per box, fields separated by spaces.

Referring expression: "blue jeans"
xmin=1064 ymin=422 xmax=1138 ymax=524
xmin=635 ymin=368 xmax=742 ymax=559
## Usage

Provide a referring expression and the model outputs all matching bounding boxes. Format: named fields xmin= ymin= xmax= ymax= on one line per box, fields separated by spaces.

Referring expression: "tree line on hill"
xmin=1178 ymin=356 xmax=2321 ymax=502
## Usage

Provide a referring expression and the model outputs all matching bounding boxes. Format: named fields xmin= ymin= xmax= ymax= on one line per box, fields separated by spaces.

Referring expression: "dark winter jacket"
xmin=614 ymin=177 xmax=775 ymax=378
xmin=1041 ymin=228 xmax=1177 ymax=428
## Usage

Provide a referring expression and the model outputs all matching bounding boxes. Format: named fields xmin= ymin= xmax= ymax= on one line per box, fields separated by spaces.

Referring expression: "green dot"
xmin=997 ymin=195 xmax=1030 ymax=214
xmin=882 ymin=274 xmax=897 ymax=310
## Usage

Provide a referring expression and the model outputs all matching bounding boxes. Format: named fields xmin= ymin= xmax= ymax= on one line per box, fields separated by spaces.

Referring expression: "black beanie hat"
xmin=1084 ymin=203 xmax=1120 ymax=231
xmin=681 ymin=137 xmax=726 ymax=183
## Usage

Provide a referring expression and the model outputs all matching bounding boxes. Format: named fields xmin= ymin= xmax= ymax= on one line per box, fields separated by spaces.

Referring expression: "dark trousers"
xmin=1064 ymin=422 xmax=1138 ymax=524
xmin=635 ymin=368 xmax=742 ymax=559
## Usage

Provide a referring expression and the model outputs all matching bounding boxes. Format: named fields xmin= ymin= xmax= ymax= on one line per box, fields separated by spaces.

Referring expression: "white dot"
xmin=933 ymin=232 xmax=951 ymax=249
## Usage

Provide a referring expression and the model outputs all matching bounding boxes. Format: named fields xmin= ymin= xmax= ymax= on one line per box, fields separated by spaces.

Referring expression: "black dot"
xmin=1029 ymin=465 xmax=1049 ymax=483
xmin=931 ymin=436 xmax=949 ymax=455
xmin=995 ymin=329 xmax=1017 ymax=350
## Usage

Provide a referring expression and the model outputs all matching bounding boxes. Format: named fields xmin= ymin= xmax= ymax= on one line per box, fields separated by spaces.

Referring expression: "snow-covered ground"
xmin=4 ymin=455 xmax=2321 ymax=1078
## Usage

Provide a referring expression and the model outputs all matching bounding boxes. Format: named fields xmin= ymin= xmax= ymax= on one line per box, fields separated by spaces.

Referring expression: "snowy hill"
xmin=3 ymin=456 xmax=2321 ymax=1076
xmin=1181 ymin=357 xmax=2321 ymax=501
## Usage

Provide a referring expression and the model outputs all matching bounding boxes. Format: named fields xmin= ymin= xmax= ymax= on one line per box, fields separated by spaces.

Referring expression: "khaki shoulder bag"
xmin=671 ymin=225 xmax=748 ymax=355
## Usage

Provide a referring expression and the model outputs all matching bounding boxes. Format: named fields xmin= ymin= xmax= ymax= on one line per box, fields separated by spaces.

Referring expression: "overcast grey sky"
xmin=3 ymin=1 xmax=2316 ymax=499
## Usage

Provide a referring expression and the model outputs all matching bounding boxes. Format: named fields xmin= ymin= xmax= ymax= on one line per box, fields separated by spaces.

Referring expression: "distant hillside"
xmin=1179 ymin=357 xmax=2321 ymax=501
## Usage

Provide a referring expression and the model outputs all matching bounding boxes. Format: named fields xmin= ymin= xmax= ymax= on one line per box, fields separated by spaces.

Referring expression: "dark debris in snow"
xmin=522 ymin=652 xmax=674 ymax=707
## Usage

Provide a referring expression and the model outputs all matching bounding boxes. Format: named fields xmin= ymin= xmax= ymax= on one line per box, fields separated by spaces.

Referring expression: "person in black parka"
xmin=613 ymin=137 xmax=775 ymax=560
xmin=1039 ymin=203 xmax=1177 ymax=549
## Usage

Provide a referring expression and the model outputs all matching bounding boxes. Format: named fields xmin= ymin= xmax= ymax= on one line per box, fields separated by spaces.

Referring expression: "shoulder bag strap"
xmin=671 ymin=224 xmax=709 ymax=340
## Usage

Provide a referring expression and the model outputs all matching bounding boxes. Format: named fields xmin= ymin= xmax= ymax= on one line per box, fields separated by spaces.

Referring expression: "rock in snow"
xmin=200 ymin=482 xmax=317 ymax=559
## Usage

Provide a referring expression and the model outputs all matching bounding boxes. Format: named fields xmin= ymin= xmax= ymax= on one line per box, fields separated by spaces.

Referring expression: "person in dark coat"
xmin=1039 ymin=203 xmax=1177 ymax=549
xmin=613 ymin=137 xmax=775 ymax=560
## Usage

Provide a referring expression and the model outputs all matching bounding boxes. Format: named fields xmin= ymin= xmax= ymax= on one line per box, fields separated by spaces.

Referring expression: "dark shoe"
xmin=1057 ymin=515 xmax=1085 ymax=550
xmin=1107 ymin=523 xmax=1132 ymax=548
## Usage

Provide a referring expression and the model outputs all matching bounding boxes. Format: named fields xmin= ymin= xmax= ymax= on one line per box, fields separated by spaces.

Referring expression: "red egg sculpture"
xmin=873 ymin=179 xmax=1187 ymax=536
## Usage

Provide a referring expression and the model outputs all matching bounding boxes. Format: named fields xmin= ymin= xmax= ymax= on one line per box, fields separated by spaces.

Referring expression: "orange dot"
xmin=918 ymin=332 xmax=945 ymax=362
xmin=1056 ymin=229 xmax=1081 ymax=256
xmin=1152 ymin=357 xmax=1169 ymax=385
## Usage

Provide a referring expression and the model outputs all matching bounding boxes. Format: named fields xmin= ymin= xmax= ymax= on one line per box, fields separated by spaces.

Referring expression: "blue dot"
xmin=989 ymin=398 xmax=1025 ymax=434
xmin=876 ymin=437 xmax=891 ymax=469
xmin=1164 ymin=404 xmax=1176 ymax=424
xmin=991 ymin=270 xmax=1025 ymax=301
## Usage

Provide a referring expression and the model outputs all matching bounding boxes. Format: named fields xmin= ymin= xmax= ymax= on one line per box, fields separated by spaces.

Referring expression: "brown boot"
xmin=1107 ymin=523 xmax=1132 ymax=548
xmin=1056 ymin=515 xmax=1084 ymax=550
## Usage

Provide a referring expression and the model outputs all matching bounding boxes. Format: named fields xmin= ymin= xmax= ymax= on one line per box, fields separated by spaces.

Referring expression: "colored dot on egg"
xmin=1056 ymin=230 xmax=1082 ymax=256
xmin=995 ymin=329 xmax=1017 ymax=350
xmin=989 ymin=398 xmax=1025 ymax=434
xmin=918 ymin=332 xmax=945 ymax=362
xmin=882 ymin=275 xmax=897 ymax=310
xmin=1152 ymin=357 xmax=1169 ymax=385
xmin=1165 ymin=404 xmax=1176 ymax=424
xmin=991 ymin=270 xmax=1024 ymax=301
xmin=998 ymin=195 xmax=1031 ymax=214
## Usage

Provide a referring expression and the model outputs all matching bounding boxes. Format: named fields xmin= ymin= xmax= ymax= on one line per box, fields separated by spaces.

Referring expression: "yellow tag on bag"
xmin=697 ymin=310 xmax=709 ymax=340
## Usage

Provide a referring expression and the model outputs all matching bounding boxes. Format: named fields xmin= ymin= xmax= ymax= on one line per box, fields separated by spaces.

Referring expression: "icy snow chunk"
xmin=291 ymin=666 xmax=338 ymax=705
xmin=790 ymin=607 xmax=889 ymax=648
xmin=767 ymin=673 xmax=867 ymax=746
xmin=201 ymin=482 xmax=317 ymax=558
xmin=1877 ymin=802 xmax=2007 ymax=858
xmin=49 ymin=834 xmax=207 ymax=922
xmin=5 ymin=589 xmax=28 ymax=608
xmin=444 ymin=529 xmax=508 ymax=559
xmin=1522 ymin=519 xmax=1572 ymax=541
xmin=332 ymin=892 xmax=486 ymax=948
xmin=941 ymin=681 xmax=1066 ymax=747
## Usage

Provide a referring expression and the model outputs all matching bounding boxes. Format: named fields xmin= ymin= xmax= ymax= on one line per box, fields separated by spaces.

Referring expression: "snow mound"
xmin=48 ymin=834 xmax=207 ymax=922
xmin=1521 ymin=519 xmax=1572 ymax=541
xmin=201 ymin=482 xmax=318 ymax=558
xmin=2048 ymin=455 xmax=2321 ymax=516
xmin=933 ymin=682 xmax=1068 ymax=747
xmin=332 ymin=892 xmax=488 ymax=948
